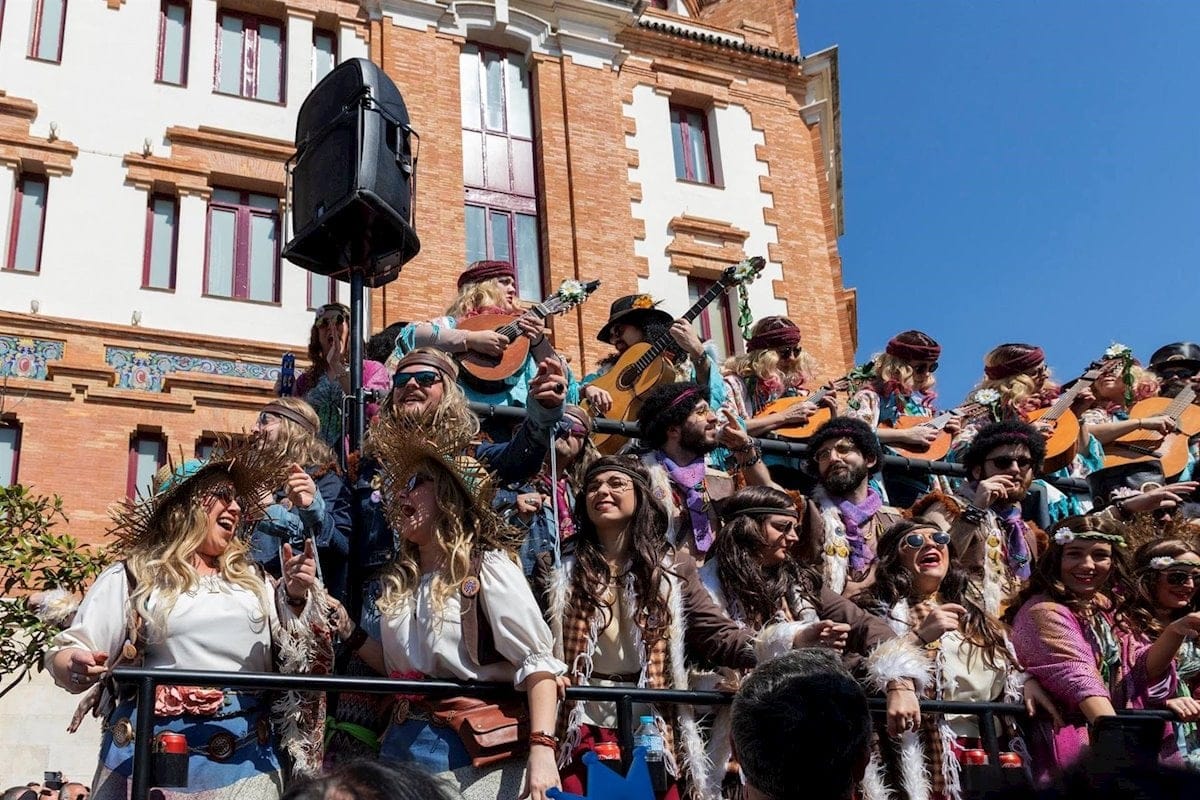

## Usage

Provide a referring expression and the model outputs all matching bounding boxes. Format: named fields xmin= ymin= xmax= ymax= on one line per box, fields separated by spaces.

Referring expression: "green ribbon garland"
xmin=324 ymin=717 xmax=381 ymax=752
xmin=737 ymin=283 xmax=754 ymax=341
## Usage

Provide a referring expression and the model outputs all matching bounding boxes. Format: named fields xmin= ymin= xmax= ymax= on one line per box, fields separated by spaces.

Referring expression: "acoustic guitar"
xmin=583 ymin=257 xmax=766 ymax=455
xmin=882 ymin=402 xmax=988 ymax=461
xmin=755 ymin=379 xmax=849 ymax=440
xmin=457 ymin=279 xmax=600 ymax=391
xmin=1024 ymin=364 xmax=1103 ymax=474
xmin=1101 ymin=386 xmax=1200 ymax=478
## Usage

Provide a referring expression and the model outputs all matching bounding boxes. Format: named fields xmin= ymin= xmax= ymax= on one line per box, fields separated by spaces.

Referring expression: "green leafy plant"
xmin=0 ymin=484 xmax=109 ymax=699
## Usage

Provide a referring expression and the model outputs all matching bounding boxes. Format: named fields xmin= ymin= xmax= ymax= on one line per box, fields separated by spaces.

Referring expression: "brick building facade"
xmin=0 ymin=0 xmax=850 ymax=548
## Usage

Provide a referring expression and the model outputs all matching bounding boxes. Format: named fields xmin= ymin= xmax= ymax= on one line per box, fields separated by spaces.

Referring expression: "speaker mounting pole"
xmin=347 ymin=266 xmax=366 ymax=456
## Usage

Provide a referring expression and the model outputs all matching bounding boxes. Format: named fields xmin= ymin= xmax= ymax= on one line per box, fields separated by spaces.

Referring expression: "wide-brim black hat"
xmin=1149 ymin=342 xmax=1200 ymax=376
xmin=596 ymin=294 xmax=674 ymax=343
xmin=1087 ymin=460 xmax=1166 ymax=509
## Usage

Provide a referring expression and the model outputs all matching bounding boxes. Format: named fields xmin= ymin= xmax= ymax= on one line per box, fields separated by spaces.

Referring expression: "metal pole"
xmin=348 ymin=269 xmax=366 ymax=455
xmin=617 ymin=693 xmax=635 ymax=770
xmin=131 ymin=676 xmax=156 ymax=800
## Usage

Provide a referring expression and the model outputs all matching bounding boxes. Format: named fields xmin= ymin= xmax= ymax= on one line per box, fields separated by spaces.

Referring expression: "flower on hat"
xmin=1150 ymin=556 xmax=1175 ymax=570
xmin=632 ymin=294 xmax=655 ymax=309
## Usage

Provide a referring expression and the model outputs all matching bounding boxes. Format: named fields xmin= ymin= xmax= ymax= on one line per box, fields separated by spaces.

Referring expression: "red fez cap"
xmin=747 ymin=317 xmax=802 ymax=352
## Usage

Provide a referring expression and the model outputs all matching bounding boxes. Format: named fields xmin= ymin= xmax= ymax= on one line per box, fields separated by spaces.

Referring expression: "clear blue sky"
xmin=796 ymin=1 xmax=1200 ymax=404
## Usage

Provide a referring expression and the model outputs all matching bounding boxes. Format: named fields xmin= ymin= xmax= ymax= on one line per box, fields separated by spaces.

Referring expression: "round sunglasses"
xmin=902 ymin=530 xmax=951 ymax=550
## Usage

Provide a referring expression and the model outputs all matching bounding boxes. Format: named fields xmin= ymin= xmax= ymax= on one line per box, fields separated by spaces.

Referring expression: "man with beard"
xmin=1149 ymin=342 xmax=1200 ymax=400
xmin=915 ymin=420 xmax=1044 ymax=616
xmin=796 ymin=417 xmax=904 ymax=597
xmin=636 ymin=382 xmax=773 ymax=560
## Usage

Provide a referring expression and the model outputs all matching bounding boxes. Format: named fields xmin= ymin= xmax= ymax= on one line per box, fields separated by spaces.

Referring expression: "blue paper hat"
xmin=548 ymin=747 xmax=656 ymax=800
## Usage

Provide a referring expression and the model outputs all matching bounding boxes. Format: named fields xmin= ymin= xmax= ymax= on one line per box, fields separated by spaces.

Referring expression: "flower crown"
xmin=1053 ymin=529 xmax=1126 ymax=547
xmin=1148 ymin=556 xmax=1199 ymax=571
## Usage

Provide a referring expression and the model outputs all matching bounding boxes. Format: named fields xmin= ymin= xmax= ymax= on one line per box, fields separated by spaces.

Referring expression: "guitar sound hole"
xmin=616 ymin=367 xmax=638 ymax=392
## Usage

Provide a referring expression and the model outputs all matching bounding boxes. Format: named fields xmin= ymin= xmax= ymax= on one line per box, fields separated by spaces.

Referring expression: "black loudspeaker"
xmin=283 ymin=58 xmax=420 ymax=286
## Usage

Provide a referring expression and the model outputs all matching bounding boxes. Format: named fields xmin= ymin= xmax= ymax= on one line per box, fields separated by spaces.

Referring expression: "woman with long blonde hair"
xmin=330 ymin=412 xmax=565 ymax=800
xmin=1077 ymin=348 xmax=1175 ymax=451
xmin=248 ymin=397 xmax=354 ymax=604
xmin=46 ymin=445 xmax=330 ymax=799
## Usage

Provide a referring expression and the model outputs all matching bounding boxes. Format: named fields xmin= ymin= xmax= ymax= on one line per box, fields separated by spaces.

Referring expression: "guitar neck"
xmin=1042 ymin=378 xmax=1092 ymax=422
xmin=496 ymin=300 xmax=559 ymax=341
xmin=921 ymin=402 xmax=981 ymax=430
xmin=633 ymin=280 xmax=730 ymax=371
xmin=1164 ymin=386 xmax=1198 ymax=422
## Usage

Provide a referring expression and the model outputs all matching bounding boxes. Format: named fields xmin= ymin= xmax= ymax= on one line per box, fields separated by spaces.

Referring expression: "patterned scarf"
xmin=660 ymin=455 xmax=714 ymax=554
xmin=995 ymin=504 xmax=1033 ymax=581
xmin=834 ymin=489 xmax=883 ymax=574
xmin=555 ymin=477 xmax=575 ymax=541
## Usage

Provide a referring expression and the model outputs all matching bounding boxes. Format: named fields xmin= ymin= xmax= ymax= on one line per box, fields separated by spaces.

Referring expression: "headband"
xmin=563 ymin=405 xmax=594 ymax=434
xmin=984 ymin=347 xmax=1046 ymax=380
xmin=886 ymin=333 xmax=941 ymax=362
xmin=666 ymin=387 xmax=702 ymax=412
xmin=584 ymin=463 xmax=650 ymax=491
xmin=393 ymin=350 xmax=459 ymax=381
xmin=261 ymin=402 xmax=319 ymax=436
xmin=747 ymin=319 xmax=802 ymax=352
xmin=1052 ymin=529 xmax=1126 ymax=548
xmin=1147 ymin=556 xmax=1200 ymax=571
xmin=735 ymin=506 xmax=799 ymax=519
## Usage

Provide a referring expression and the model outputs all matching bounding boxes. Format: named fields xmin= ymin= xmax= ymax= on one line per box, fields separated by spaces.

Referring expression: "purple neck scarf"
xmin=996 ymin=503 xmax=1033 ymax=581
xmin=660 ymin=454 xmax=714 ymax=553
xmin=834 ymin=489 xmax=882 ymax=574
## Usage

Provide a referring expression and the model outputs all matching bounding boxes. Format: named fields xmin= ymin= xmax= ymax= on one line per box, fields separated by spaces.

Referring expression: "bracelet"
xmin=286 ymin=594 xmax=306 ymax=609
xmin=343 ymin=625 xmax=369 ymax=652
xmin=738 ymin=446 xmax=762 ymax=468
xmin=1114 ymin=498 xmax=1132 ymax=521
xmin=529 ymin=730 xmax=559 ymax=750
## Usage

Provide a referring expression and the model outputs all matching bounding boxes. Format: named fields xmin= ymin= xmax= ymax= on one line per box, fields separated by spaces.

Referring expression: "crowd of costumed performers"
xmin=34 ymin=256 xmax=1200 ymax=800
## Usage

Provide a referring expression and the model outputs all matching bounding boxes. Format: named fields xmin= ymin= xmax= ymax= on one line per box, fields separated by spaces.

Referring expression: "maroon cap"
xmin=886 ymin=331 xmax=941 ymax=362
xmin=457 ymin=260 xmax=517 ymax=289
xmin=984 ymin=345 xmax=1046 ymax=380
xmin=747 ymin=317 xmax=802 ymax=352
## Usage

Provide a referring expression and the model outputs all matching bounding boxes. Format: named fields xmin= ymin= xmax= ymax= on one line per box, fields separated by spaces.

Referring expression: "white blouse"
xmin=379 ymin=550 xmax=565 ymax=687
xmin=47 ymin=563 xmax=278 ymax=677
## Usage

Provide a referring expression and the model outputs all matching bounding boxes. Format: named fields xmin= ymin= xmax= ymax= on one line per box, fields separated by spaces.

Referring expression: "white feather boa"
xmin=812 ymin=486 xmax=852 ymax=595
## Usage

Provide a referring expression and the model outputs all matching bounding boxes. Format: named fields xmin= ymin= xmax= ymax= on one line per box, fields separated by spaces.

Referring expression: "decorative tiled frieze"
xmin=0 ymin=336 xmax=65 ymax=380
xmin=106 ymin=348 xmax=280 ymax=393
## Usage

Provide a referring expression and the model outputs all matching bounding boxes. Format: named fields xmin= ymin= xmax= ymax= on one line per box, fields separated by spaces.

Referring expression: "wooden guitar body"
xmin=455 ymin=314 xmax=532 ymax=384
xmin=756 ymin=396 xmax=833 ymax=440
xmin=583 ymin=343 xmax=680 ymax=454
xmin=1024 ymin=406 xmax=1081 ymax=474
xmin=882 ymin=416 xmax=953 ymax=461
xmin=1100 ymin=397 xmax=1200 ymax=478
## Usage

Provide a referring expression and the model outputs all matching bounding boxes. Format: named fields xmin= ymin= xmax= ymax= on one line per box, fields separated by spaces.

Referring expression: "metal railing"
xmin=467 ymin=402 xmax=1092 ymax=495
xmin=111 ymin=667 xmax=1173 ymax=800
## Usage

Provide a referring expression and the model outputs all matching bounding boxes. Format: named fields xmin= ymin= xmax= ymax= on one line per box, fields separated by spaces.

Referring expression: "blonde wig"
xmin=446 ymin=277 xmax=513 ymax=318
xmin=261 ymin=396 xmax=338 ymax=470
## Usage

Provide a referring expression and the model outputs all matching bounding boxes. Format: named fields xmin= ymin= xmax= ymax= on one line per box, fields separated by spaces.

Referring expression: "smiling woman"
xmin=43 ymin=442 xmax=333 ymax=800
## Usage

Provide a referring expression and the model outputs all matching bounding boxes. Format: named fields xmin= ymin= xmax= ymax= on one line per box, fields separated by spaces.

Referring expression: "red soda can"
xmin=593 ymin=741 xmax=621 ymax=762
xmin=999 ymin=751 xmax=1022 ymax=768
xmin=962 ymin=749 xmax=988 ymax=766
xmin=155 ymin=732 xmax=188 ymax=754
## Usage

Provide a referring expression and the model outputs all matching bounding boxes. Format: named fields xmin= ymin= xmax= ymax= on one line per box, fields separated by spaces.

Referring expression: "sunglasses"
xmin=206 ymin=485 xmax=237 ymax=504
xmin=316 ymin=312 xmax=347 ymax=328
xmin=911 ymin=361 xmax=939 ymax=374
xmin=392 ymin=370 xmax=442 ymax=389
xmin=403 ymin=473 xmax=432 ymax=493
xmin=777 ymin=346 xmax=803 ymax=358
xmin=902 ymin=530 xmax=951 ymax=550
xmin=987 ymin=455 xmax=1034 ymax=471
xmin=1163 ymin=571 xmax=1200 ymax=587
xmin=256 ymin=411 xmax=280 ymax=426
xmin=555 ymin=423 xmax=589 ymax=440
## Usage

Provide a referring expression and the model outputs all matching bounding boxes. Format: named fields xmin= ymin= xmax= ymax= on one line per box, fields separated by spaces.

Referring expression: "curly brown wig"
xmin=570 ymin=456 xmax=673 ymax=645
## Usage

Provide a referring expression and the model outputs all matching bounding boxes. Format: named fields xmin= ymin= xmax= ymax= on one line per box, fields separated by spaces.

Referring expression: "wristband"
xmin=529 ymin=731 xmax=559 ymax=750
xmin=344 ymin=625 xmax=369 ymax=652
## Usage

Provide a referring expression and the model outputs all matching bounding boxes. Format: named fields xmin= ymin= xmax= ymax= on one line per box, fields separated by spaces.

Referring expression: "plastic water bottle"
xmin=634 ymin=714 xmax=666 ymax=791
